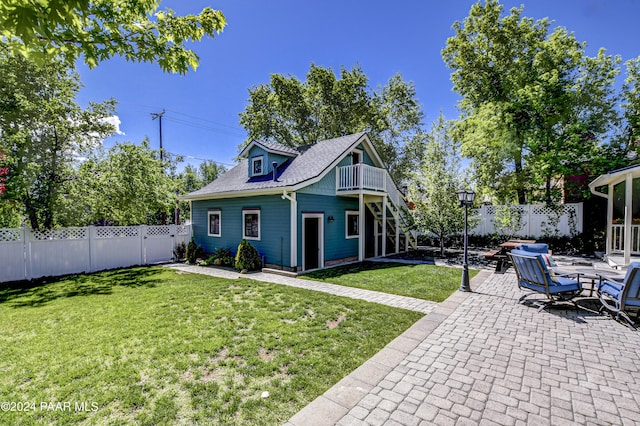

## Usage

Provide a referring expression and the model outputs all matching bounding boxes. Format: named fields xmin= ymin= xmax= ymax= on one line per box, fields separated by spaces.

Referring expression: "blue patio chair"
xmin=598 ymin=262 xmax=640 ymax=326
xmin=508 ymin=249 xmax=582 ymax=312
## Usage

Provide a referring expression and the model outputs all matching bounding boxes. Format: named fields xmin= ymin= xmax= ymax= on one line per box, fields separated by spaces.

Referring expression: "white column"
xmin=606 ymin=183 xmax=613 ymax=257
xmin=624 ymin=173 xmax=633 ymax=266
xmin=382 ymin=197 xmax=387 ymax=257
xmin=290 ymin=192 xmax=297 ymax=269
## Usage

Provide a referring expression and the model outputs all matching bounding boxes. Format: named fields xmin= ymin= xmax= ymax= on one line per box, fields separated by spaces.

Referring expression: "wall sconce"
xmin=327 ymin=216 xmax=335 ymax=223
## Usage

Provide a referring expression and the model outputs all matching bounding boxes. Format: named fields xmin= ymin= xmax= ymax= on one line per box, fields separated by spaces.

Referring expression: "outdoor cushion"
xmin=519 ymin=243 xmax=556 ymax=266
xmin=599 ymin=280 xmax=622 ymax=299
xmin=519 ymin=243 xmax=549 ymax=254
xmin=540 ymin=253 xmax=557 ymax=268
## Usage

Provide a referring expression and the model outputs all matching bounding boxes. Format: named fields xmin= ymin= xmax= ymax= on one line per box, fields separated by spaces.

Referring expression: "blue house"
xmin=181 ymin=132 xmax=416 ymax=272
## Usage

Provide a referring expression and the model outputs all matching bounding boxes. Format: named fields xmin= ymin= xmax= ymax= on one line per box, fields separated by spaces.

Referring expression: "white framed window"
xmin=251 ymin=156 xmax=264 ymax=176
xmin=208 ymin=210 xmax=221 ymax=237
xmin=345 ymin=210 xmax=359 ymax=238
xmin=243 ymin=209 xmax=261 ymax=240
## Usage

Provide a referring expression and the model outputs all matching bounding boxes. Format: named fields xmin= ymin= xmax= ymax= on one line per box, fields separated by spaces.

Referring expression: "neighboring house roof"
xmin=238 ymin=139 xmax=299 ymax=158
xmin=182 ymin=132 xmax=374 ymax=200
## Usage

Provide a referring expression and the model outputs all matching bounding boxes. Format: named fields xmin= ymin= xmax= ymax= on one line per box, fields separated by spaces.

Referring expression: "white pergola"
xmin=589 ymin=164 xmax=640 ymax=266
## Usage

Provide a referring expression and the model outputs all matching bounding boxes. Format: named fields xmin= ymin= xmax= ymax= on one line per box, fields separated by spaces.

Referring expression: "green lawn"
xmin=303 ymin=261 xmax=479 ymax=302
xmin=0 ymin=267 xmax=422 ymax=425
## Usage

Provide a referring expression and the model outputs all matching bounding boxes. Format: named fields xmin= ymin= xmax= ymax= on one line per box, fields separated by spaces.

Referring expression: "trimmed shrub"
xmin=235 ymin=239 xmax=262 ymax=271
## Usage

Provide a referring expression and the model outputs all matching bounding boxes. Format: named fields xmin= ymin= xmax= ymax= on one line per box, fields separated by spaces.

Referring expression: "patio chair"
xmin=508 ymin=249 xmax=582 ymax=312
xmin=597 ymin=262 xmax=640 ymax=326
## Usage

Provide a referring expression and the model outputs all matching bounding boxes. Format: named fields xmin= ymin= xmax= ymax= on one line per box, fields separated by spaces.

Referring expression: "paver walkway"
xmin=166 ymin=263 xmax=438 ymax=315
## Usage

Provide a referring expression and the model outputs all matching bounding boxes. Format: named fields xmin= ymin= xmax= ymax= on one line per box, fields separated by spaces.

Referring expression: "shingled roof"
xmin=238 ymin=139 xmax=299 ymax=158
xmin=183 ymin=132 xmax=369 ymax=199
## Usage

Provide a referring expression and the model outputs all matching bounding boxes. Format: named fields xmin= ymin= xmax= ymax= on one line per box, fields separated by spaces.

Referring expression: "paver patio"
xmin=287 ymin=269 xmax=640 ymax=426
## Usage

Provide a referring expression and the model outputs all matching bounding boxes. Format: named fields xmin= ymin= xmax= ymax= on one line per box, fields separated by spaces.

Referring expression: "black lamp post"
xmin=457 ymin=189 xmax=476 ymax=292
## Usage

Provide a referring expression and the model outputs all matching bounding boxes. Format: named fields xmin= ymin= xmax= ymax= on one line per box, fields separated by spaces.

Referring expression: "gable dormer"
xmin=239 ymin=140 xmax=299 ymax=179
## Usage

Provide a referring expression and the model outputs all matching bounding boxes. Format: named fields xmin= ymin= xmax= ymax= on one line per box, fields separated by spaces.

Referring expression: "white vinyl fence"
xmin=0 ymin=225 xmax=191 ymax=283
xmin=470 ymin=203 xmax=583 ymax=237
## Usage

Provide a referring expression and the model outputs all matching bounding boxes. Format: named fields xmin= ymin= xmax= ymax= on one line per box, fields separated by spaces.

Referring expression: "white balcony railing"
xmin=337 ymin=164 xmax=385 ymax=192
xmin=336 ymin=164 xmax=403 ymax=208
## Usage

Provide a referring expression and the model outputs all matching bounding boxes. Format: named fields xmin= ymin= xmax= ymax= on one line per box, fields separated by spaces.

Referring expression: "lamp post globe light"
xmin=457 ymin=189 xmax=476 ymax=292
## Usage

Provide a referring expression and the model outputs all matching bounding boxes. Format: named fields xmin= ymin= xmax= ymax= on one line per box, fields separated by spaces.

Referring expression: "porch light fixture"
xmin=327 ymin=216 xmax=335 ymax=223
xmin=456 ymin=189 xmax=475 ymax=292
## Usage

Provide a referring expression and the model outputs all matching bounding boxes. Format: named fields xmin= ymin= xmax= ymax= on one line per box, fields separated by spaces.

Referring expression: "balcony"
xmin=336 ymin=164 xmax=384 ymax=191
xmin=336 ymin=164 xmax=402 ymax=207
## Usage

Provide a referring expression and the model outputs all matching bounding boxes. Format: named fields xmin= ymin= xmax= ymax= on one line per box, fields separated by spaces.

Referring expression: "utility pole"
xmin=151 ymin=109 xmax=167 ymax=224
xmin=151 ymin=109 xmax=165 ymax=161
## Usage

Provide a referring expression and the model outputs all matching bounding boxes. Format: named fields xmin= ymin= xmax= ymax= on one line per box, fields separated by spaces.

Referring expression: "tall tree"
xmin=0 ymin=0 xmax=226 ymax=74
xmin=59 ymin=140 xmax=177 ymax=226
xmin=405 ymin=113 xmax=471 ymax=255
xmin=443 ymin=0 xmax=619 ymax=203
xmin=196 ymin=160 xmax=226 ymax=186
xmin=374 ymin=74 xmax=425 ymax=184
xmin=0 ymin=46 xmax=115 ymax=230
xmin=622 ymin=56 xmax=640 ymax=153
xmin=239 ymin=64 xmax=423 ymax=183
xmin=176 ymin=160 xmax=226 ymax=221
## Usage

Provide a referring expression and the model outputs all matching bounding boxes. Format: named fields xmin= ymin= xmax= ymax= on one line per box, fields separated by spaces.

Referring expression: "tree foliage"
xmin=59 ymin=140 xmax=177 ymax=226
xmin=176 ymin=160 xmax=226 ymax=221
xmin=179 ymin=160 xmax=226 ymax=194
xmin=622 ymin=57 xmax=640 ymax=152
xmin=0 ymin=0 xmax=226 ymax=74
xmin=405 ymin=113 xmax=472 ymax=255
xmin=239 ymin=64 xmax=423 ymax=183
xmin=443 ymin=0 xmax=620 ymax=203
xmin=0 ymin=46 xmax=115 ymax=229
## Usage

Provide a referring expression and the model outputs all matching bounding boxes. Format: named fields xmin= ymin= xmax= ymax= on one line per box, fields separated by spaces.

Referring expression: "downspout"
xmin=282 ymin=190 xmax=297 ymax=270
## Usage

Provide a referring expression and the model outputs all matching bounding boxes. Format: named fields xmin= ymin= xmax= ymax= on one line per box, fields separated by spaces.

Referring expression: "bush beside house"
xmin=235 ymin=240 xmax=262 ymax=271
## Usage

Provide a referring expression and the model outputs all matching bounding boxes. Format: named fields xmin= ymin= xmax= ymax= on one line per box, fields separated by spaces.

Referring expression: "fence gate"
xmin=144 ymin=225 xmax=175 ymax=264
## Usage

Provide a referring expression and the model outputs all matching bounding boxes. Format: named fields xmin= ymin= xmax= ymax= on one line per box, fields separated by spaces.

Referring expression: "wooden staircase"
xmin=365 ymin=194 xmax=417 ymax=256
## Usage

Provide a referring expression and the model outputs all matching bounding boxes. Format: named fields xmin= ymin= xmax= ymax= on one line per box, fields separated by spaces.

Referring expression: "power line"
xmin=165 ymin=151 xmax=236 ymax=168
xmin=163 ymin=116 xmax=245 ymax=137
xmin=117 ymin=101 xmax=246 ymax=138
xmin=165 ymin=109 xmax=245 ymax=133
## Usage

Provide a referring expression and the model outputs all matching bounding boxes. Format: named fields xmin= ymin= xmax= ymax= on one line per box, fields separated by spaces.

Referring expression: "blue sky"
xmin=76 ymin=0 xmax=640 ymax=170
